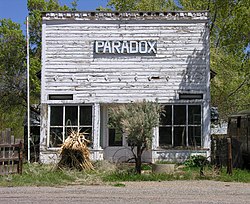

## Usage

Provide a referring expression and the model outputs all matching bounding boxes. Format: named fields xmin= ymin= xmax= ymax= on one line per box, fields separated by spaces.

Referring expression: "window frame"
xmin=159 ymin=104 xmax=203 ymax=148
xmin=47 ymin=105 xmax=93 ymax=149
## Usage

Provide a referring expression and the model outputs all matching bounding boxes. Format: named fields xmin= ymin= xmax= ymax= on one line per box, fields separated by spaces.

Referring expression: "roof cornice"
xmin=42 ymin=11 xmax=209 ymax=21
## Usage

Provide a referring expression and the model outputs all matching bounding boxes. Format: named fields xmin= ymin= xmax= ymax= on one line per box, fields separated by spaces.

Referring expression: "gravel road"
xmin=0 ymin=180 xmax=249 ymax=204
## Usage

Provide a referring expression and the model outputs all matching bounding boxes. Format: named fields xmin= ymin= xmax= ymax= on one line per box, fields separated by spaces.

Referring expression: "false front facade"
xmin=40 ymin=11 xmax=210 ymax=163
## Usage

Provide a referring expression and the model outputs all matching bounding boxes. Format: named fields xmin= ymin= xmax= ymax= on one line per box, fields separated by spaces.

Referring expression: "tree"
xmin=107 ymin=0 xmax=179 ymax=11
xmin=0 ymin=1 xmax=71 ymax=134
xmin=179 ymin=0 xmax=250 ymax=118
xmin=109 ymin=101 xmax=162 ymax=174
xmin=0 ymin=19 xmax=27 ymax=135
xmin=27 ymin=0 xmax=70 ymax=103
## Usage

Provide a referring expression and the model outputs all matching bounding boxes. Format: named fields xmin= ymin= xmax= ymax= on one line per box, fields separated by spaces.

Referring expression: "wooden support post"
xmin=18 ymin=141 xmax=23 ymax=174
xmin=227 ymin=137 xmax=233 ymax=175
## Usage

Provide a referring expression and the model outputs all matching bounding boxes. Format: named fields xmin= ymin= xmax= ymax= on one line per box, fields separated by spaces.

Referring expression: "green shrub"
xmin=184 ymin=155 xmax=209 ymax=168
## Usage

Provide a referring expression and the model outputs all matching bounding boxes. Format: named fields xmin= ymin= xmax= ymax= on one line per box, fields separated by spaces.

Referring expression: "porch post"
xmin=92 ymin=103 xmax=103 ymax=160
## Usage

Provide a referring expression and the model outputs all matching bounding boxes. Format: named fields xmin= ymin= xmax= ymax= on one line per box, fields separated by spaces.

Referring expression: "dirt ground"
xmin=0 ymin=180 xmax=250 ymax=204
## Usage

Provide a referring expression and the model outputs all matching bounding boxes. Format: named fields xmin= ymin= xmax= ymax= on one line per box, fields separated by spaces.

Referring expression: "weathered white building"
xmin=40 ymin=11 xmax=210 ymax=163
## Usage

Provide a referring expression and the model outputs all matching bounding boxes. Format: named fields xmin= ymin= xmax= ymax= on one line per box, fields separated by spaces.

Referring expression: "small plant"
xmin=113 ymin=183 xmax=126 ymax=187
xmin=184 ymin=155 xmax=209 ymax=168
xmin=141 ymin=164 xmax=152 ymax=170
xmin=155 ymin=160 xmax=176 ymax=164
xmin=109 ymin=100 xmax=162 ymax=174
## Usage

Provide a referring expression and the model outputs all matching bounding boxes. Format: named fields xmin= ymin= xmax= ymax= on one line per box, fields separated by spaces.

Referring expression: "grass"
xmin=216 ymin=168 xmax=250 ymax=182
xmin=0 ymin=162 xmax=105 ymax=187
xmin=0 ymin=162 xmax=250 ymax=187
xmin=102 ymin=165 xmax=250 ymax=183
xmin=113 ymin=183 xmax=126 ymax=187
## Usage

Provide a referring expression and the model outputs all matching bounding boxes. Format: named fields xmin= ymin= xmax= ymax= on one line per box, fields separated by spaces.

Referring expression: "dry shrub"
xmin=57 ymin=130 xmax=94 ymax=171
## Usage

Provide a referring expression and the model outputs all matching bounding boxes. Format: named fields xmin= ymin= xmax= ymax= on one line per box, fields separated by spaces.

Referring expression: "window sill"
xmin=157 ymin=146 xmax=209 ymax=151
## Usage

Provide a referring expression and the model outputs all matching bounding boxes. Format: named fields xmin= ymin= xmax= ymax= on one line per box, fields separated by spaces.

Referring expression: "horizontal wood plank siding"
xmin=42 ymin=20 xmax=209 ymax=104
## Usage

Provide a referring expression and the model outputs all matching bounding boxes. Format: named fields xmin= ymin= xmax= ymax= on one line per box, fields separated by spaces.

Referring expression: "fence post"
xmin=227 ymin=137 xmax=233 ymax=175
xmin=18 ymin=141 xmax=23 ymax=174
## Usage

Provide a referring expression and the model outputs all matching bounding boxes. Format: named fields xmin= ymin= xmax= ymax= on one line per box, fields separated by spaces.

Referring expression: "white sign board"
xmin=95 ymin=40 xmax=157 ymax=54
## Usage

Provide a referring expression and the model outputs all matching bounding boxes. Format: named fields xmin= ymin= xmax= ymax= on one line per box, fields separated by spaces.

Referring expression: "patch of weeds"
xmin=4 ymin=163 xmax=75 ymax=186
xmin=141 ymin=164 xmax=152 ymax=170
xmin=0 ymin=163 xmax=97 ymax=187
xmin=102 ymin=171 xmax=175 ymax=182
xmin=184 ymin=155 xmax=209 ymax=168
xmin=155 ymin=161 xmax=176 ymax=164
xmin=216 ymin=168 xmax=250 ymax=183
xmin=113 ymin=182 xmax=126 ymax=187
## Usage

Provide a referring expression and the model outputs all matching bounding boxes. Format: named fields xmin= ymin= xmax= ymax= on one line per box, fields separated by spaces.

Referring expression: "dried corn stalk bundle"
xmin=57 ymin=130 xmax=94 ymax=171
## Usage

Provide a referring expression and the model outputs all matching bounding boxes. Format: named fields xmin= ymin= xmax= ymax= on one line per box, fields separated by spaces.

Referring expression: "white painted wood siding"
xmin=42 ymin=20 xmax=209 ymax=104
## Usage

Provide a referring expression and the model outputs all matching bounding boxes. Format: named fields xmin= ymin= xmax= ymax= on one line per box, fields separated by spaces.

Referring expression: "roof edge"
xmin=42 ymin=11 xmax=209 ymax=21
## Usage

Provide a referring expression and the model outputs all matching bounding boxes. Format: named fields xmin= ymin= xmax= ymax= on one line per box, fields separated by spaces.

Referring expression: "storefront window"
xmin=49 ymin=105 xmax=92 ymax=148
xmin=159 ymin=104 xmax=202 ymax=148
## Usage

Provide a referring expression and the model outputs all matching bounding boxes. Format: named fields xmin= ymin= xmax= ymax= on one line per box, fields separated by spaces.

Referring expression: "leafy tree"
xmin=107 ymin=0 xmax=179 ymax=11
xmin=0 ymin=1 xmax=70 ymax=134
xmin=109 ymin=101 xmax=162 ymax=174
xmin=0 ymin=19 xmax=26 ymax=135
xmin=71 ymin=0 xmax=79 ymax=11
xmin=27 ymin=0 xmax=70 ymax=103
xmin=179 ymin=0 xmax=250 ymax=118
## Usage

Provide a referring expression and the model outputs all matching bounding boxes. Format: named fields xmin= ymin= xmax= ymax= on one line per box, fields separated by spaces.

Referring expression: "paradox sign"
xmin=95 ymin=40 xmax=157 ymax=55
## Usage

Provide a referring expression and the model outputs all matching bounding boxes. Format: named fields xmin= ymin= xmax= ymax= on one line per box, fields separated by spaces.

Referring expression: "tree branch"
xmin=228 ymin=77 xmax=249 ymax=98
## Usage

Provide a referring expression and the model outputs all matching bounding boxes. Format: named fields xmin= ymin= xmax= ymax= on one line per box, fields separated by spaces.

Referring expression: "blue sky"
xmin=0 ymin=0 xmax=108 ymax=31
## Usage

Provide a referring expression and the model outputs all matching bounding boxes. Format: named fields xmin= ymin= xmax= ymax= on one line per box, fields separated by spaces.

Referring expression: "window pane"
xmin=80 ymin=106 xmax=92 ymax=126
xmin=159 ymin=127 xmax=172 ymax=146
xmin=174 ymin=105 xmax=186 ymax=125
xmin=160 ymin=105 xmax=172 ymax=125
xmin=50 ymin=106 xmax=63 ymax=126
xmin=80 ymin=127 xmax=92 ymax=147
xmin=174 ymin=127 xmax=186 ymax=146
xmin=109 ymin=128 xmax=123 ymax=146
xmin=49 ymin=127 xmax=63 ymax=147
xmin=188 ymin=126 xmax=201 ymax=146
xmin=65 ymin=106 xmax=78 ymax=126
xmin=188 ymin=105 xmax=201 ymax=125
xmin=65 ymin=127 xmax=78 ymax=139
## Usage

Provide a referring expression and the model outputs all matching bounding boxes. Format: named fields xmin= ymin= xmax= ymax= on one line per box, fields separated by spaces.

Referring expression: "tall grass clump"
xmin=57 ymin=130 xmax=94 ymax=171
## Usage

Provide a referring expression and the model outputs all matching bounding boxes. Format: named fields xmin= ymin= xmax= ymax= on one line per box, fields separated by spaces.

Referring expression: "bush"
xmin=184 ymin=155 xmax=209 ymax=168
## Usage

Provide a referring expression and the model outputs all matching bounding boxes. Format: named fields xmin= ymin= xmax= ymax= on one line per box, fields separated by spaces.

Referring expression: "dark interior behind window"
xmin=174 ymin=105 xmax=186 ymax=125
xmin=50 ymin=106 xmax=63 ymax=126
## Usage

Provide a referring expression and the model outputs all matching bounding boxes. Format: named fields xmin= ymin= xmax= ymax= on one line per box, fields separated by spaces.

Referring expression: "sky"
xmin=0 ymin=0 xmax=108 ymax=31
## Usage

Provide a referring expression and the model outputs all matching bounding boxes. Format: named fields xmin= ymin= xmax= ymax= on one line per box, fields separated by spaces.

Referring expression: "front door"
xmin=101 ymin=105 xmax=133 ymax=162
